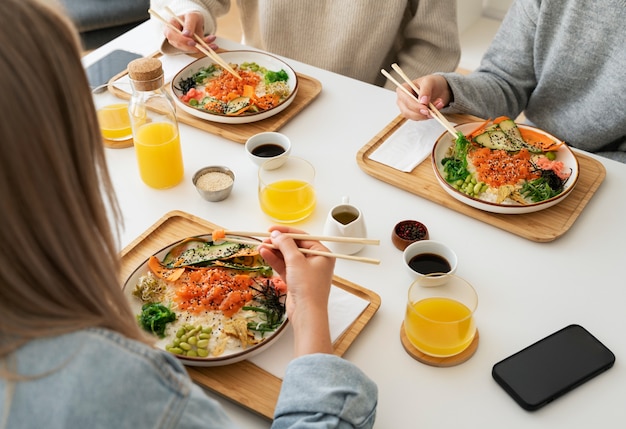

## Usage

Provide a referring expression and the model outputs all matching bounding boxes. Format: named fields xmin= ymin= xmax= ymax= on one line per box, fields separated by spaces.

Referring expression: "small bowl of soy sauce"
xmin=245 ymin=131 xmax=291 ymax=170
xmin=403 ymin=240 xmax=457 ymax=286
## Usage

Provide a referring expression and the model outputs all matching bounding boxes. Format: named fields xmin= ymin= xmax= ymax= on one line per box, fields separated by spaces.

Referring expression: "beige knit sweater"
xmin=152 ymin=0 xmax=460 ymax=89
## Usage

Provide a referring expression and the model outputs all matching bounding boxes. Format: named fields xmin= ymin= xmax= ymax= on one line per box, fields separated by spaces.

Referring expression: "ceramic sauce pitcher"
xmin=323 ymin=197 xmax=367 ymax=255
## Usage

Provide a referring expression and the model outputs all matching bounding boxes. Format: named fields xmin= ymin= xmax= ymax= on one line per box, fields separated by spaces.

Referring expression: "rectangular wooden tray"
xmin=357 ymin=115 xmax=606 ymax=242
xmin=119 ymin=210 xmax=381 ymax=419
xmin=109 ymin=52 xmax=322 ymax=143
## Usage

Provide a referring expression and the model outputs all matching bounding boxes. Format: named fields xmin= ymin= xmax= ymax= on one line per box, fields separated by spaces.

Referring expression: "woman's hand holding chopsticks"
xmin=149 ymin=8 xmax=241 ymax=79
xmin=258 ymin=227 xmax=334 ymax=356
xmin=391 ymin=72 xmax=454 ymax=122
xmin=159 ymin=10 xmax=218 ymax=54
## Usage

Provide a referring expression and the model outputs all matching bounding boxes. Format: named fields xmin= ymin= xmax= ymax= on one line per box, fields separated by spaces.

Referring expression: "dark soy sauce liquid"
xmin=408 ymin=253 xmax=451 ymax=275
xmin=333 ymin=211 xmax=359 ymax=225
xmin=252 ymin=144 xmax=285 ymax=157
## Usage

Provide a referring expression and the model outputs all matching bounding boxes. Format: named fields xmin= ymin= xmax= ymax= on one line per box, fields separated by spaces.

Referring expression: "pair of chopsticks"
xmin=217 ymin=231 xmax=380 ymax=265
xmin=148 ymin=7 xmax=241 ymax=79
xmin=381 ymin=63 xmax=457 ymax=138
xmin=221 ymin=231 xmax=380 ymax=245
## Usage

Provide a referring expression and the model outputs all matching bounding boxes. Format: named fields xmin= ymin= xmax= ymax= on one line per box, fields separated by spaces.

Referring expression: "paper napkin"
xmin=249 ymin=285 xmax=370 ymax=378
xmin=368 ymin=119 xmax=455 ymax=172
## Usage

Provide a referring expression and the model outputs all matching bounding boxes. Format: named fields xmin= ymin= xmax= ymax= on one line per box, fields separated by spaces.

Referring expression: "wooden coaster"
xmin=103 ymin=136 xmax=133 ymax=149
xmin=400 ymin=324 xmax=479 ymax=367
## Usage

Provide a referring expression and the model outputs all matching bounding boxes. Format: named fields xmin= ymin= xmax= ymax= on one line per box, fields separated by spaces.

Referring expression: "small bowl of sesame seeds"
xmin=193 ymin=166 xmax=235 ymax=202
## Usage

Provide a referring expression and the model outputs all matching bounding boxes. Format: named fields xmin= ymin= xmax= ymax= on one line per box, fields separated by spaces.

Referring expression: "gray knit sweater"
xmin=442 ymin=0 xmax=626 ymax=162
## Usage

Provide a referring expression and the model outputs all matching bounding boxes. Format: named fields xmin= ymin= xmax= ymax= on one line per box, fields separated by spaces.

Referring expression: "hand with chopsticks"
xmin=158 ymin=10 xmax=218 ymax=54
xmin=258 ymin=227 xmax=334 ymax=356
xmin=395 ymin=74 xmax=452 ymax=122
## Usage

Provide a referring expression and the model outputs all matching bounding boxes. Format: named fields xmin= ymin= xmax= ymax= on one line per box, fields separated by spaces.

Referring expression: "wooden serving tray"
xmin=357 ymin=115 xmax=606 ymax=242
xmin=119 ymin=210 xmax=381 ymax=419
xmin=109 ymin=52 xmax=322 ymax=143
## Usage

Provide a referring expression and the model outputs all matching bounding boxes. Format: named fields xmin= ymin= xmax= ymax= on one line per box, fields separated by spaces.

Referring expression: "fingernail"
xmin=420 ymin=109 xmax=430 ymax=117
xmin=182 ymin=29 xmax=192 ymax=37
xmin=270 ymin=230 xmax=281 ymax=238
xmin=186 ymin=40 xmax=196 ymax=47
xmin=419 ymin=96 xmax=428 ymax=104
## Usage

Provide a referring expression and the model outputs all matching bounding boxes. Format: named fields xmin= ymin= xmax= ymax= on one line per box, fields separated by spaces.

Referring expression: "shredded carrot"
xmin=519 ymin=128 xmax=563 ymax=151
xmin=147 ymin=255 xmax=185 ymax=282
xmin=466 ymin=118 xmax=493 ymax=140
xmin=468 ymin=147 xmax=540 ymax=187
xmin=212 ymin=229 xmax=226 ymax=242
xmin=492 ymin=116 xmax=510 ymax=124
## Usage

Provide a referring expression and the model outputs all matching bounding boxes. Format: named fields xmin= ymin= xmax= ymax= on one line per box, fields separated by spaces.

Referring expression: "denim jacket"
xmin=0 ymin=328 xmax=377 ymax=428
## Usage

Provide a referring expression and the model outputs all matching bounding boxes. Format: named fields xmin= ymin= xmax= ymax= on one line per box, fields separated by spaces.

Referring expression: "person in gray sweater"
xmin=396 ymin=0 xmax=626 ymax=162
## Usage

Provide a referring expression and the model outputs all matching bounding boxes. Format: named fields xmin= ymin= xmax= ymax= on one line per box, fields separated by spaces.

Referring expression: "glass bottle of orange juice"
xmin=128 ymin=58 xmax=184 ymax=189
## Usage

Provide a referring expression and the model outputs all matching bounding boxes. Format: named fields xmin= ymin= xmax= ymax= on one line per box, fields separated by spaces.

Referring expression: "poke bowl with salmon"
xmin=123 ymin=232 xmax=288 ymax=366
xmin=432 ymin=117 xmax=579 ymax=214
xmin=171 ymin=50 xmax=298 ymax=124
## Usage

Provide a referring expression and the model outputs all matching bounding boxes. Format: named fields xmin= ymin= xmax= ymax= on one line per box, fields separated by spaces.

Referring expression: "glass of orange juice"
xmin=258 ymin=156 xmax=316 ymax=223
xmin=133 ymin=121 xmax=184 ymax=189
xmin=92 ymin=84 xmax=132 ymax=142
xmin=404 ymin=274 xmax=478 ymax=357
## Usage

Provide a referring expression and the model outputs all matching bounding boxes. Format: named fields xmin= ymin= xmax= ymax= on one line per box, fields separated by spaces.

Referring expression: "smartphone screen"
xmin=492 ymin=324 xmax=615 ymax=411
xmin=86 ymin=49 xmax=142 ymax=89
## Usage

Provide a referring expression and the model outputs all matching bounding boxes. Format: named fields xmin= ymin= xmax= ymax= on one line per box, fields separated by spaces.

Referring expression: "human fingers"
xmin=201 ymin=34 xmax=219 ymax=51
xmin=164 ymin=12 xmax=211 ymax=53
xmin=396 ymin=83 xmax=431 ymax=121
xmin=260 ymin=229 xmax=334 ymax=302
xmin=163 ymin=17 xmax=196 ymax=52
xmin=396 ymin=75 xmax=452 ymax=121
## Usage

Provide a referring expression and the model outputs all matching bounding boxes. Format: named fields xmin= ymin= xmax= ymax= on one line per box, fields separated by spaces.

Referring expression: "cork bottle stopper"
xmin=128 ymin=58 xmax=164 ymax=91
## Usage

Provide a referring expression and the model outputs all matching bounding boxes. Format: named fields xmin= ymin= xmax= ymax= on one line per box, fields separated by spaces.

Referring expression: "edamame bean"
xmin=165 ymin=324 xmax=212 ymax=358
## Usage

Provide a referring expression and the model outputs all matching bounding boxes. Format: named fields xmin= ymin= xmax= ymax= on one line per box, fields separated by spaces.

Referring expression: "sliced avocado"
xmin=473 ymin=130 xmax=523 ymax=151
xmin=165 ymin=241 xmax=250 ymax=268
xmin=225 ymin=96 xmax=250 ymax=115
xmin=498 ymin=119 xmax=541 ymax=153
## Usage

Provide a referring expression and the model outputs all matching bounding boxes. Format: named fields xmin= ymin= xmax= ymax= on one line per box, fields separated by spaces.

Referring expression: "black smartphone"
xmin=492 ymin=324 xmax=615 ymax=411
xmin=86 ymin=49 xmax=142 ymax=89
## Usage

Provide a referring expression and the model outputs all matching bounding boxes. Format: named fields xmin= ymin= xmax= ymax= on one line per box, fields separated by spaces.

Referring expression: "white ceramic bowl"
xmin=245 ymin=131 xmax=292 ymax=169
xmin=171 ymin=50 xmax=298 ymax=124
xmin=403 ymin=240 xmax=458 ymax=286
xmin=431 ymin=122 xmax=579 ymax=214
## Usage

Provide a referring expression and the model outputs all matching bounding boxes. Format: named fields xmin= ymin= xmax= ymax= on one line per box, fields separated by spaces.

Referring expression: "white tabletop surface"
xmin=84 ymin=20 xmax=626 ymax=428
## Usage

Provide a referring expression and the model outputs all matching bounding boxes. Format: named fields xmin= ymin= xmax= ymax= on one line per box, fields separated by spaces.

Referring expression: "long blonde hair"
xmin=0 ymin=0 xmax=149 ymax=357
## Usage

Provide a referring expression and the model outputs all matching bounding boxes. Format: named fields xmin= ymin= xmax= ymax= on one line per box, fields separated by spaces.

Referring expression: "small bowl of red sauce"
xmin=392 ymin=220 xmax=429 ymax=251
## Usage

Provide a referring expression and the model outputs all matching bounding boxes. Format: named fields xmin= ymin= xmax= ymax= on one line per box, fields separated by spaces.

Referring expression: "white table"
xmin=84 ymin=20 xmax=626 ymax=428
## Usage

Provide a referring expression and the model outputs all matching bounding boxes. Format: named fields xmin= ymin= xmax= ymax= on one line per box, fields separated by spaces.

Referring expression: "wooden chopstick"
xmin=223 ymin=237 xmax=381 ymax=265
xmin=148 ymin=8 xmax=241 ymax=79
xmin=381 ymin=66 xmax=458 ymax=138
xmin=221 ymin=231 xmax=379 ymax=245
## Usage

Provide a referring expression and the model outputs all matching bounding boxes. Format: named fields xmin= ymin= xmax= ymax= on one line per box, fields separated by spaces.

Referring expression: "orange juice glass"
xmin=92 ymin=85 xmax=132 ymax=142
xmin=96 ymin=103 xmax=132 ymax=141
xmin=133 ymin=121 xmax=184 ymax=189
xmin=258 ymin=156 xmax=316 ymax=223
xmin=404 ymin=274 xmax=478 ymax=357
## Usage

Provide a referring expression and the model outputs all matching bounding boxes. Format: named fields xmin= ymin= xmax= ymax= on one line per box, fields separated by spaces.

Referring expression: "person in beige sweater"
xmin=151 ymin=0 xmax=460 ymax=89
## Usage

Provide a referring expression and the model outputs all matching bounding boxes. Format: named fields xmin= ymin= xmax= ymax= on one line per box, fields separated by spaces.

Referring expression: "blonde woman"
xmin=0 ymin=0 xmax=377 ymax=427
